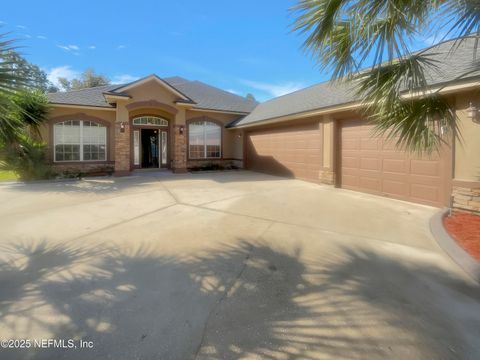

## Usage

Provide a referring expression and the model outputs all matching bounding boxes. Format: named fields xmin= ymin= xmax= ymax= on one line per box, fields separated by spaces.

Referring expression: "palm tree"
xmin=0 ymin=34 xmax=30 ymax=143
xmin=292 ymin=0 xmax=480 ymax=152
xmin=0 ymin=34 xmax=50 ymax=139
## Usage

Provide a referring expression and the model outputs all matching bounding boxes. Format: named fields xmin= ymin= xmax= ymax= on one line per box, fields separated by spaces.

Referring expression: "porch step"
xmin=131 ymin=169 xmax=173 ymax=177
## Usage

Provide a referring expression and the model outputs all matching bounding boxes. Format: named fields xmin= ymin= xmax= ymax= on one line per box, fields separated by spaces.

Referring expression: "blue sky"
xmin=2 ymin=0 xmax=438 ymax=101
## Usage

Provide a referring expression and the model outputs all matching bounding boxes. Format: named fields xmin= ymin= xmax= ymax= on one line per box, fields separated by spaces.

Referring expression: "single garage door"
xmin=246 ymin=122 xmax=322 ymax=182
xmin=340 ymin=119 xmax=451 ymax=207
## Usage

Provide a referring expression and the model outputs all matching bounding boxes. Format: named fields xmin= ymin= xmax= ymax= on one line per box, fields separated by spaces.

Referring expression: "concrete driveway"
xmin=0 ymin=170 xmax=479 ymax=360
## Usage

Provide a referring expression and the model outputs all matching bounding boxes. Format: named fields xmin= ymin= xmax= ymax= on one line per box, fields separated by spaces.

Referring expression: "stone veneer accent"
xmin=187 ymin=159 xmax=242 ymax=169
xmin=452 ymin=185 xmax=480 ymax=214
xmin=52 ymin=162 xmax=115 ymax=176
xmin=319 ymin=169 xmax=335 ymax=185
xmin=172 ymin=125 xmax=187 ymax=173
xmin=114 ymin=122 xmax=131 ymax=175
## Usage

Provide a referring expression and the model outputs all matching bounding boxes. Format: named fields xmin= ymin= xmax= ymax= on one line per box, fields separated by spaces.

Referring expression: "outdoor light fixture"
xmin=179 ymin=125 xmax=184 ymax=135
xmin=467 ymin=102 xmax=480 ymax=124
xmin=120 ymin=122 xmax=126 ymax=133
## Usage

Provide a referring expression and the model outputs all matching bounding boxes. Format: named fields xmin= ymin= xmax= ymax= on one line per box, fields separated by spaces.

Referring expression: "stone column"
xmin=114 ymin=101 xmax=131 ymax=176
xmin=172 ymin=108 xmax=188 ymax=173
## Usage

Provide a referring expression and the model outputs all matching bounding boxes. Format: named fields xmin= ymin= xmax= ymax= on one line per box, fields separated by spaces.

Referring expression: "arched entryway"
xmin=131 ymin=115 xmax=170 ymax=169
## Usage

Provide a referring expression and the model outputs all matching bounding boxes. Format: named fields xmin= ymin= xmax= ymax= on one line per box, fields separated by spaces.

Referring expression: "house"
xmin=44 ymin=37 xmax=480 ymax=213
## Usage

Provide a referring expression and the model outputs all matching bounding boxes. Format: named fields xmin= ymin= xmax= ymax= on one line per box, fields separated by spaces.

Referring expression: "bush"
xmin=1 ymin=136 xmax=53 ymax=180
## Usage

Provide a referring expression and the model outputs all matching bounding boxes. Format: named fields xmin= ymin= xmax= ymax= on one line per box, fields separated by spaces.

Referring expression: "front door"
xmin=137 ymin=128 xmax=168 ymax=169
xmin=141 ymin=129 xmax=159 ymax=168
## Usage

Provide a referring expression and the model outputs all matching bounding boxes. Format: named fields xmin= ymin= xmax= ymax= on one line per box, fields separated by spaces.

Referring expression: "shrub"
xmin=1 ymin=135 xmax=53 ymax=180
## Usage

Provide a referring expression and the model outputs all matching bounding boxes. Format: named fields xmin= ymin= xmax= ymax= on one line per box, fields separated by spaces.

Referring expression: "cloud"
xmin=46 ymin=66 xmax=80 ymax=88
xmin=36 ymin=35 xmax=47 ymax=40
xmin=57 ymin=44 xmax=80 ymax=55
xmin=57 ymin=44 xmax=80 ymax=51
xmin=226 ymin=89 xmax=241 ymax=95
xmin=23 ymin=34 xmax=32 ymax=39
xmin=0 ymin=21 xmax=6 ymax=25
xmin=112 ymin=74 xmax=139 ymax=84
xmin=16 ymin=25 xmax=27 ymax=30
xmin=117 ymin=45 xmax=126 ymax=49
xmin=88 ymin=45 xmax=96 ymax=50
xmin=240 ymin=79 xmax=306 ymax=98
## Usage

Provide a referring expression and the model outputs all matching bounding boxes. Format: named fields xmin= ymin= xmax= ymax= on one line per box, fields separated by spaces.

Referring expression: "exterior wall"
xmin=44 ymin=79 xmax=245 ymax=176
xmin=185 ymin=110 xmax=243 ymax=169
xmin=452 ymin=92 xmax=480 ymax=213
xmin=41 ymin=107 xmax=116 ymax=175
xmin=117 ymin=79 xmax=183 ymax=173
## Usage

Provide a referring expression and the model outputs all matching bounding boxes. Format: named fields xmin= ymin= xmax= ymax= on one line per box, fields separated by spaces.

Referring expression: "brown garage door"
xmin=339 ymin=119 xmax=451 ymax=207
xmin=246 ymin=121 xmax=322 ymax=182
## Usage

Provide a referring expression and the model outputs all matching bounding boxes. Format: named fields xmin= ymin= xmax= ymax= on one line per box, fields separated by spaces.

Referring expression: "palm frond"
xmin=291 ymin=0 xmax=475 ymax=153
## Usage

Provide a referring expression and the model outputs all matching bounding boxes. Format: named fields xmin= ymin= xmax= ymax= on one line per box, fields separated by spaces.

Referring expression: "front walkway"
xmin=0 ymin=171 xmax=479 ymax=359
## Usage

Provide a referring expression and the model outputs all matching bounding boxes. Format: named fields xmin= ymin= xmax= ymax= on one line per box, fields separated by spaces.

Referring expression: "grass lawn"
xmin=0 ymin=170 xmax=18 ymax=181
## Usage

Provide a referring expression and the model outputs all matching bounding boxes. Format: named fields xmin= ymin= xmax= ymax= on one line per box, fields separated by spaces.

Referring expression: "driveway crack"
xmin=192 ymin=222 xmax=274 ymax=359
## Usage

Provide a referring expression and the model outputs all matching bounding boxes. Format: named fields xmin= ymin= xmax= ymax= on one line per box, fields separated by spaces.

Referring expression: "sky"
xmin=2 ymin=0 xmax=438 ymax=101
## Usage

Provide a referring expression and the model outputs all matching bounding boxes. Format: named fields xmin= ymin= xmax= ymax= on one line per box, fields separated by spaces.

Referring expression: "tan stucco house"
xmin=45 ymin=38 xmax=480 ymax=214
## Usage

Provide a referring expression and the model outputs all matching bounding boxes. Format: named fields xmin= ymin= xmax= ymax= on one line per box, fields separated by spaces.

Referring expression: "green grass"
xmin=0 ymin=170 xmax=18 ymax=181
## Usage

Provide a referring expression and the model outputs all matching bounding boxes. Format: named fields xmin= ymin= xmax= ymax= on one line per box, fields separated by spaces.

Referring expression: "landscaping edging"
xmin=430 ymin=209 xmax=480 ymax=283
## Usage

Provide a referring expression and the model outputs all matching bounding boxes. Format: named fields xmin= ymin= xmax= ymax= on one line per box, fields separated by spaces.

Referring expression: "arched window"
xmin=54 ymin=120 xmax=107 ymax=161
xmin=188 ymin=121 xmax=221 ymax=159
xmin=132 ymin=116 xmax=168 ymax=126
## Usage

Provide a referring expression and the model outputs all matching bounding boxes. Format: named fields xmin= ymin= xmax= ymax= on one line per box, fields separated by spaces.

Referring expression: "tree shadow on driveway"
xmin=0 ymin=238 xmax=479 ymax=359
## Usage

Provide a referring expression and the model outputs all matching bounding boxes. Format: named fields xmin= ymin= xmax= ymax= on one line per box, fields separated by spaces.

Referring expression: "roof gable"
xmin=110 ymin=74 xmax=194 ymax=102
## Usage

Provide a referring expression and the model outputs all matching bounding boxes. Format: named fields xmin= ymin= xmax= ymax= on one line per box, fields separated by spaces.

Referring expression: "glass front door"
xmin=141 ymin=129 xmax=159 ymax=168
xmin=137 ymin=128 xmax=168 ymax=169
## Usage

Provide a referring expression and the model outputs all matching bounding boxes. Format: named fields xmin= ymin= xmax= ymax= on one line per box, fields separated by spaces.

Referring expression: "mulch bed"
xmin=443 ymin=212 xmax=480 ymax=261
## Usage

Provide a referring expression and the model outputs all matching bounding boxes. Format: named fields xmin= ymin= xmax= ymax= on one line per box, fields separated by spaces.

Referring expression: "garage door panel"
xmin=383 ymin=158 xmax=407 ymax=173
xmin=360 ymin=138 xmax=381 ymax=150
xmin=411 ymin=184 xmax=439 ymax=202
xmin=342 ymin=174 xmax=360 ymax=187
xmin=410 ymin=159 xmax=439 ymax=177
xmin=340 ymin=119 xmax=449 ymax=207
xmin=342 ymin=156 xmax=359 ymax=169
xmin=382 ymin=180 xmax=408 ymax=197
xmin=246 ymin=122 xmax=322 ymax=182
xmin=360 ymin=157 xmax=380 ymax=171
xmin=342 ymin=138 xmax=358 ymax=150
xmin=359 ymin=176 xmax=381 ymax=191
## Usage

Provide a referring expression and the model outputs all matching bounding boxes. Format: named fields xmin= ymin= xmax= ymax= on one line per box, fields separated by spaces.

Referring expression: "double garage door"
xmin=245 ymin=119 xmax=450 ymax=207
xmin=339 ymin=119 xmax=450 ymax=207
xmin=245 ymin=122 xmax=323 ymax=182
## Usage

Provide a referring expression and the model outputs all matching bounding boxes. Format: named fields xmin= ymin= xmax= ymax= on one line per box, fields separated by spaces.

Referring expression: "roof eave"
xmin=49 ymin=103 xmax=117 ymax=111
xmin=190 ymin=107 xmax=252 ymax=115
xmin=232 ymin=78 xmax=480 ymax=129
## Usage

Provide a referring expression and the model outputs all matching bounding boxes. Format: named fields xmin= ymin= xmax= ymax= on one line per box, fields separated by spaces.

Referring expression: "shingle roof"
xmin=48 ymin=76 xmax=258 ymax=113
xmin=233 ymin=36 xmax=480 ymax=127
xmin=166 ymin=79 xmax=258 ymax=113
xmin=47 ymin=85 xmax=119 ymax=108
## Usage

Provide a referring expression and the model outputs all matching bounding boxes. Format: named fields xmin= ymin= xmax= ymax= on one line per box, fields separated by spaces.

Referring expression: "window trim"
xmin=132 ymin=116 xmax=169 ymax=127
xmin=53 ymin=120 xmax=107 ymax=163
xmin=187 ymin=119 xmax=223 ymax=160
